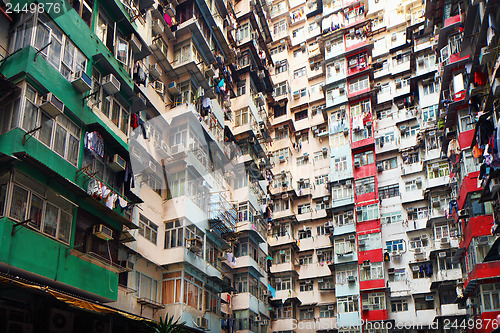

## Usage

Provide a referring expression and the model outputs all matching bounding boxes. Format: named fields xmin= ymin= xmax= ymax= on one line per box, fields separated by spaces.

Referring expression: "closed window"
xmin=139 ymin=214 xmax=158 ymax=244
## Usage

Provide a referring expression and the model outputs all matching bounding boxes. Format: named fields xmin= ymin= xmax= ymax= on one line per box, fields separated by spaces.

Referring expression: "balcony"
xmin=401 ymin=189 xmax=424 ymax=203
xmin=231 ymin=256 xmax=265 ymax=276
xmin=273 ymin=289 xmax=299 ymax=302
xmin=268 ymin=233 xmax=298 ymax=248
xmin=427 ymin=175 xmax=450 ymax=189
xmin=337 ymin=311 xmax=362 ymax=328
xmin=401 ymin=161 xmax=424 ymax=175
xmin=232 ymin=293 xmax=260 ymax=313
xmin=377 ymin=88 xmax=393 ymax=104
xmin=391 ymin=60 xmax=411 ymax=76
xmin=297 ymin=262 xmax=333 ymax=280
xmin=0 ymin=218 xmax=119 ymax=301
xmin=332 ymin=195 xmax=355 ymax=208
xmin=325 ymin=41 xmax=345 ymax=61
xmin=437 ymin=304 xmax=466 ymax=317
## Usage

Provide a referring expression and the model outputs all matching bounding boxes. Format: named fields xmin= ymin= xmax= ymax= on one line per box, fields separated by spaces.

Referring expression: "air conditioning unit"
xmin=293 ymin=91 xmax=301 ymax=99
xmin=363 ymin=304 xmax=370 ymax=311
xmin=358 ymin=240 xmax=366 ymax=247
xmin=279 ymin=156 xmax=286 ymax=163
xmin=391 ymin=35 xmax=397 ymax=42
xmin=129 ymin=33 xmax=142 ymax=53
xmin=354 ymin=160 xmax=360 ymax=168
xmin=395 ymin=81 xmax=402 ymax=89
xmin=71 ymin=70 xmax=92 ymax=93
xmin=400 ymin=125 xmax=407 ymax=132
xmin=7 ymin=321 xmax=33 ymax=333
xmin=102 ymin=74 xmax=121 ymax=94
xmin=323 ymin=147 xmax=328 ymax=154
xmin=349 ymin=235 xmax=356 ymax=240
xmin=109 ymin=154 xmax=126 ymax=172
xmin=432 ymin=164 xmax=439 ymax=172
xmin=317 ymin=251 xmax=323 ymax=256
xmin=438 ymin=251 xmax=447 ymax=258
xmin=347 ymin=210 xmax=353 ymax=217
xmin=335 ymin=63 xmax=341 ymax=70
xmin=152 ymin=19 xmax=164 ymax=35
xmin=275 ymin=278 xmax=282 ymax=282
xmin=348 ymin=276 xmax=356 ymax=283
xmin=158 ymin=141 xmax=170 ymax=157
xmin=50 ymin=308 xmax=75 ymax=333
xmin=328 ymin=305 xmax=334 ymax=310
xmin=195 ymin=317 xmax=209 ymax=330
xmin=154 ymin=81 xmax=164 ymax=94
xmin=168 ymin=81 xmax=179 ymax=95
xmin=170 ymin=143 xmax=185 ymax=155
xmin=282 ymin=193 xmax=289 ymax=199
xmin=414 ymin=248 xmax=422 ymax=254
xmin=144 ymin=161 xmax=157 ymax=174
xmin=425 ymin=295 xmax=434 ymax=301
xmin=93 ymin=224 xmax=113 ymax=240
xmin=165 ymin=3 xmax=176 ymax=16
xmin=40 ymin=93 xmax=65 ymax=118
xmin=339 ymin=86 xmax=345 ymax=94
xmin=150 ymin=63 xmax=162 ymax=80
xmin=377 ymin=165 xmax=384 ymax=172
xmin=440 ymin=237 xmax=449 ymax=245
xmin=188 ymin=238 xmax=203 ymax=253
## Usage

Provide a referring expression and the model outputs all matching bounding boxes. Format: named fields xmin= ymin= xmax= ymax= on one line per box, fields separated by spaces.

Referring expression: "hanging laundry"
xmin=475 ymin=71 xmax=486 ymax=86
xmin=130 ymin=113 xmax=139 ymax=129
xmin=84 ymin=132 xmax=105 ymax=158
xmin=447 ymin=139 xmax=461 ymax=157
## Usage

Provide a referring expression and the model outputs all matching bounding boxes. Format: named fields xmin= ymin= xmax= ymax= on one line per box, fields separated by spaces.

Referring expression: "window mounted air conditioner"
xmin=414 ymin=248 xmax=422 ymax=254
xmin=412 ymin=265 xmax=420 ymax=271
xmin=328 ymin=305 xmax=334 ymax=310
xmin=50 ymin=309 xmax=74 ymax=333
xmin=349 ymin=234 xmax=356 ymax=241
xmin=478 ymin=236 xmax=489 ymax=245
xmin=158 ymin=141 xmax=170 ymax=157
xmin=438 ymin=251 xmax=447 ymax=258
xmin=93 ymin=224 xmax=114 ymax=240
xmin=377 ymin=165 xmax=384 ymax=172
xmin=275 ymin=278 xmax=281 ymax=282
xmin=170 ymin=143 xmax=185 ymax=155
xmin=72 ymin=70 xmax=92 ymax=93
xmin=150 ymin=64 xmax=162 ymax=80
xmin=363 ymin=304 xmax=370 ymax=311
xmin=129 ymin=33 xmax=142 ymax=53
xmin=358 ymin=240 xmax=366 ymax=247
xmin=109 ymin=154 xmax=127 ymax=172
xmin=400 ymin=125 xmax=407 ymax=132
xmin=354 ymin=160 xmax=360 ymax=168
xmin=293 ymin=91 xmax=301 ymax=99
xmin=40 ymin=93 xmax=65 ymax=118
xmin=168 ymin=81 xmax=179 ymax=95
xmin=152 ymin=19 xmax=165 ymax=35
xmin=348 ymin=275 xmax=356 ymax=283
xmin=102 ymin=74 xmax=120 ymax=95
xmin=347 ymin=210 xmax=353 ymax=216
xmin=282 ymin=193 xmax=289 ymax=199
xmin=440 ymin=237 xmax=449 ymax=245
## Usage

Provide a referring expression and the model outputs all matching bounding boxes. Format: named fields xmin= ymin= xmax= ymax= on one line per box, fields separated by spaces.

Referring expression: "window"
xmin=421 ymin=104 xmax=438 ymax=122
xmin=332 ymin=181 xmax=353 ymax=200
xmin=139 ymin=214 xmax=158 ymax=244
xmin=334 ymin=156 xmax=348 ymax=172
xmin=316 ymin=200 xmax=330 ymax=211
xmin=293 ymin=49 xmax=304 ymax=58
xmin=319 ymin=305 xmax=335 ymax=317
xmin=295 ymin=109 xmax=308 ymax=121
xmin=14 ymin=14 xmax=88 ymax=81
xmin=391 ymin=299 xmax=409 ymax=312
xmin=335 ymin=238 xmax=355 ymax=256
xmin=276 ymin=60 xmax=288 ymax=74
xmin=357 ymin=204 xmax=379 ymax=222
xmin=298 ymin=279 xmax=313 ymax=293
xmin=235 ymin=108 xmax=250 ymax=127
xmin=318 ymin=277 xmax=335 ymax=290
xmin=235 ymin=273 xmax=258 ymax=297
xmin=236 ymin=23 xmax=250 ymax=41
xmin=274 ymin=81 xmax=289 ymax=97
xmin=272 ymin=249 xmax=291 ymax=265
xmin=376 ymin=132 xmax=395 ymax=147
xmin=331 ymin=133 xmax=349 ymax=148
xmin=434 ymin=223 xmax=457 ymax=240
xmin=407 ymin=207 xmax=428 ymax=220
xmin=5 ymin=171 xmax=73 ymax=244
xmin=273 ymin=19 xmax=287 ymax=35
xmin=313 ymin=151 xmax=327 ymax=162
xmin=401 ymin=125 xmax=420 ymax=138
xmin=164 ymin=219 xmax=184 ymax=249
xmin=274 ymin=304 xmax=293 ymax=319
xmin=338 ymin=296 xmax=359 ymax=313
xmin=299 ymin=254 xmax=313 ymax=265
xmin=377 ymin=157 xmax=397 ymax=171
xmin=379 ymin=184 xmax=399 ymax=199
xmin=427 ymin=162 xmax=449 ymax=179
xmin=422 ymin=80 xmax=438 ymax=95
xmin=481 ymin=284 xmax=500 ymax=312
xmin=300 ymin=307 xmax=314 ymax=319
xmin=293 ymin=88 xmax=307 ymax=98
xmin=466 ymin=192 xmax=493 ymax=217
xmin=437 ymin=251 xmax=459 ymax=271
xmin=348 ymin=76 xmax=369 ymax=94
xmin=274 ymin=276 xmax=292 ymax=291
xmin=394 ymin=77 xmax=410 ymax=90
xmin=402 ymin=151 xmax=420 ymax=164
xmin=354 ymin=150 xmax=374 ymax=166
xmin=136 ymin=272 xmax=159 ymax=302
xmin=355 ymin=177 xmax=375 ymax=195
xmin=416 ymin=53 xmax=436 ymax=70
xmin=315 ymin=174 xmax=329 ymax=185
xmin=292 ymin=27 xmax=304 ymax=38
xmin=392 ymin=52 xmax=410 ymax=67
xmin=334 ymin=211 xmax=354 ymax=227
xmin=183 ymin=272 xmax=204 ymax=310
xmin=275 ymin=125 xmax=289 ymax=140
xmin=298 ymin=204 xmax=311 ymax=215
xmin=336 ymin=265 xmax=358 ymax=284
xmin=237 ymin=80 xmax=246 ymax=96
xmin=294 ymin=67 xmax=306 ymax=78
xmin=363 ymin=292 xmax=386 ymax=310
xmin=389 ymin=268 xmax=406 ymax=282
xmin=381 ymin=211 xmax=402 ymax=225
xmin=386 ymin=240 xmax=404 ymax=253
xmin=11 ymin=85 xmax=81 ymax=166
xmin=360 ymin=261 xmax=383 ymax=281
xmin=270 ymin=44 xmax=286 ymax=55
xmin=162 ymin=272 xmax=182 ymax=304
xmin=409 ymin=235 xmax=429 ymax=249
xmin=415 ymin=295 xmax=434 ymax=310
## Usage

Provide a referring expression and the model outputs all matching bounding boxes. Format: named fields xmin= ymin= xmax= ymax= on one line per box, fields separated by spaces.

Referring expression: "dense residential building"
xmin=0 ymin=0 xmax=499 ymax=332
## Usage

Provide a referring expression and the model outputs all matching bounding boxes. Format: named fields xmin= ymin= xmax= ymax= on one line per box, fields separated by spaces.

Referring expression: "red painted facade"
xmin=358 ymin=248 xmax=383 ymax=263
xmin=359 ymin=278 xmax=386 ymax=291
xmin=361 ymin=309 xmax=388 ymax=322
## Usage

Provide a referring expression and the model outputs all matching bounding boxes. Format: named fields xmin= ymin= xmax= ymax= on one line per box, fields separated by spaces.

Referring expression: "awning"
xmin=0 ymin=273 xmax=150 ymax=322
xmin=267 ymin=255 xmax=273 ymax=260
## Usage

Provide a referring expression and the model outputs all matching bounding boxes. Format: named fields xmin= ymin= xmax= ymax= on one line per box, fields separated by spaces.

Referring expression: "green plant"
xmin=146 ymin=314 xmax=187 ymax=333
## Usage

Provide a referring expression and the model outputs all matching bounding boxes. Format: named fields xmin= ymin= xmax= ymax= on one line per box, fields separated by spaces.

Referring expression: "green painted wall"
xmin=0 ymin=217 xmax=118 ymax=301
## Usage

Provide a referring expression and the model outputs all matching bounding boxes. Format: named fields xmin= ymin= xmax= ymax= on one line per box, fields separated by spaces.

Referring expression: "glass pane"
xmin=111 ymin=102 xmax=120 ymax=127
xmin=48 ymin=38 xmax=62 ymax=69
xmin=29 ymin=194 xmax=44 ymax=230
xmin=22 ymin=101 xmax=38 ymax=131
xmin=57 ymin=211 xmax=72 ymax=243
xmin=140 ymin=275 xmax=152 ymax=299
xmin=39 ymin=113 xmax=53 ymax=146
xmin=102 ymin=94 xmax=111 ymax=117
xmin=43 ymin=203 xmax=59 ymax=237
xmin=9 ymin=185 xmax=29 ymax=220
xmin=67 ymin=135 xmax=79 ymax=166
xmin=116 ymin=37 xmax=129 ymax=65
xmin=63 ymin=39 xmax=75 ymax=69
xmin=120 ymin=110 xmax=129 ymax=134
xmin=54 ymin=124 xmax=67 ymax=157
xmin=0 ymin=183 xmax=6 ymax=216
xmin=34 ymin=23 xmax=50 ymax=52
